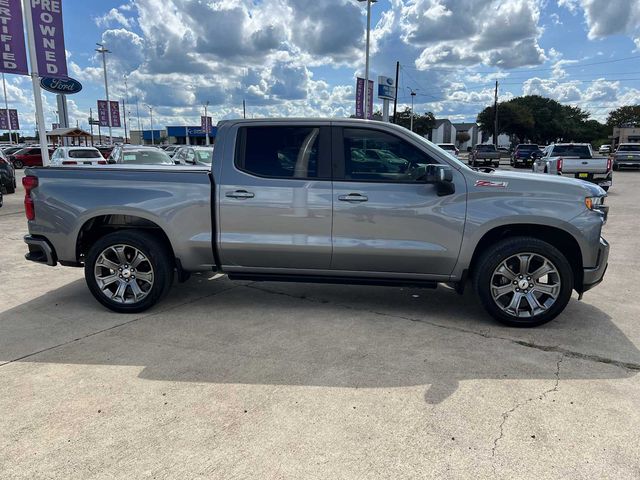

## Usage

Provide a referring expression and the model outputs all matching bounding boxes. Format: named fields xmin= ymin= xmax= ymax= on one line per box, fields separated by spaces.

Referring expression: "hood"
xmin=476 ymin=169 xmax=606 ymax=197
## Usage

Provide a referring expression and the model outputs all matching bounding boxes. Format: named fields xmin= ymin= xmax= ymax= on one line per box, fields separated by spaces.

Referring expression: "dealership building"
xmin=130 ymin=126 xmax=217 ymax=145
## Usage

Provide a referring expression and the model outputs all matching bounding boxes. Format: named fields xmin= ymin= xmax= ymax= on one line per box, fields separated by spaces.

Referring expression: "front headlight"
xmin=586 ymin=196 xmax=608 ymax=223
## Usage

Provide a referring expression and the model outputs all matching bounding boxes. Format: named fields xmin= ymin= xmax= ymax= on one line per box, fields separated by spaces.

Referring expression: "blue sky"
xmin=5 ymin=0 xmax=640 ymax=135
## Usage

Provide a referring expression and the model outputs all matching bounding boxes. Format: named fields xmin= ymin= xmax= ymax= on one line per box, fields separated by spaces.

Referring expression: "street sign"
xmin=378 ymin=76 xmax=395 ymax=100
xmin=40 ymin=76 xmax=82 ymax=95
xmin=0 ymin=0 xmax=28 ymax=75
xmin=30 ymin=0 xmax=68 ymax=78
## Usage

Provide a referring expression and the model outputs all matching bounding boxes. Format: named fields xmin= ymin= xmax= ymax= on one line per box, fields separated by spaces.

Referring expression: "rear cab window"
xmin=68 ymin=149 xmax=102 ymax=159
xmin=235 ymin=125 xmax=331 ymax=179
xmin=551 ymin=145 xmax=592 ymax=158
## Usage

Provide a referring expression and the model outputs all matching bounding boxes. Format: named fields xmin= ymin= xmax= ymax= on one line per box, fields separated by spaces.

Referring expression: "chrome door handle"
xmin=226 ymin=190 xmax=255 ymax=199
xmin=338 ymin=193 xmax=368 ymax=203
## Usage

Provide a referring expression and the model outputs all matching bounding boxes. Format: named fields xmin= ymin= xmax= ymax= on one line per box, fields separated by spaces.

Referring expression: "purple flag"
xmin=0 ymin=0 xmax=29 ymax=75
xmin=97 ymin=100 xmax=109 ymax=127
xmin=0 ymin=109 xmax=19 ymax=129
xmin=200 ymin=116 xmax=212 ymax=133
xmin=30 ymin=0 xmax=68 ymax=78
xmin=110 ymin=101 xmax=121 ymax=127
xmin=355 ymin=78 xmax=374 ymax=119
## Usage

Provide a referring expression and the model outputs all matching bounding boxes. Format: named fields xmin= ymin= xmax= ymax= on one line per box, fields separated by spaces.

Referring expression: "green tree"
xmin=606 ymin=105 xmax=640 ymax=127
xmin=394 ymin=107 xmax=436 ymax=137
xmin=477 ymin=102 xmax=534 ymax=142
xmin=456 ymin=131 xmax=470 ymax=145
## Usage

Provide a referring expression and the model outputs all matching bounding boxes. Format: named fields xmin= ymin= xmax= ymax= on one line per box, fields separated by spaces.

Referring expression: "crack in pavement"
xmin=246 ymin=284 xmax=640 ymax=372
xmin=0 ymin=284 xmax=242 ymax=368
xmin=490 ymin=356 xmax=563 ymax=474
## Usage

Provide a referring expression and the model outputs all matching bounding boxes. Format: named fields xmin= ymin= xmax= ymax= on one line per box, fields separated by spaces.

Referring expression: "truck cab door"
xmin=218 ymin=124 xmax=333 ymax=270
xmin=331 ymin=126 xmax=467 ymax=276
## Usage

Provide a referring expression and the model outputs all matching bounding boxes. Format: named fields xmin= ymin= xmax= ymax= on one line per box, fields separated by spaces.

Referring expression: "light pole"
xmin=357 ymin=0 xmax=377 ymax=120
xmin=407 ymin=87 xmax=417 ymax=132
xmin=146 ymin=104 xmax=154 ymax=145
xmin=135 ymin=97 xmax=141 ymax=133
xmin=123 ymin=75 xmax=129 ymax=143
xmin=203 ymin=100 xmax=210 ymax=145
xmin=96 ymin=43 xmax=113 ymax=144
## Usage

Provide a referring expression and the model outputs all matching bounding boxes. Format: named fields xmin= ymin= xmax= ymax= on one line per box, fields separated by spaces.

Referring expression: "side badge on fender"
xmin=475 ymin=180 xmax=509 ymax=188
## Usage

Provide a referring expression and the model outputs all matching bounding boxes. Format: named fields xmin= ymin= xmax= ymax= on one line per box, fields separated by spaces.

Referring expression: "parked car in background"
xmin=22 ymin=118 xmax=610 ymax=327
xmin=533 ymin=143 xmax=612 ymax=191
xmin=437 ymin=143 xmax=459 ymax=156
xmin=107 ymin=145 xmax=175 ymax=165
xmin=599 ymin=144 xmax=612 ymax=155
xmin=611 ymin=143 xmax=640 ymax=170
xmin=162 ymin=145 xmax=180 ymax=158
xmin=2 ymin=146 xmax=24 ymax=156
xmin=0 ymin=149 xmax=16 ymax=193
xmin=9 ymin=146 xmax=55 ymax=169
xmin=511 ymin=144 xmax=541 ymax=168
xmin=497 ymin=146 xmax=511 ymax=158
xmin=173 ymin=146 xmax=214 ymax=166
xmin=50 ymin=147 xmax=107 ymax=166
xmin=470 ymin=144 xmax=500 ymax=168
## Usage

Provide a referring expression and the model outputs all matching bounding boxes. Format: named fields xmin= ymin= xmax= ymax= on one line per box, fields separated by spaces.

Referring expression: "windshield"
xmin=551 ymin=145 xmax=592 ymax=158
xmin=195 ymin=150 xmax=213 ymax=164
xmin=121 ymin=149 xmax=174 ymax=165
xmin=476 ymin=145 xmax=496 ymax=151
xmin=438 ymin=144 xmax=456 ymax=151
xmin=517 ymin=145 xmax=539 ymax=151
xmin=68 ymin=149 xmax=102 ymax=158
xmin=618 ymin=144 xmax=640 ymax=152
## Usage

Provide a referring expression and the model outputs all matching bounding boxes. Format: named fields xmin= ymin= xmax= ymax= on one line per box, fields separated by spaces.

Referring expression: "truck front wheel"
xmin=473 ymin=237 xmax=574 ymax=327
xmin=85 ymin=230 xmax=174 ymax=313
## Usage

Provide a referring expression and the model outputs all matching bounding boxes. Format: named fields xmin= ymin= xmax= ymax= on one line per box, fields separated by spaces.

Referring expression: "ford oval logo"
xmin=40 ymin=76 xmax=83 ymax=95
xmin=386 ymin=77 xmax=394 ymax=86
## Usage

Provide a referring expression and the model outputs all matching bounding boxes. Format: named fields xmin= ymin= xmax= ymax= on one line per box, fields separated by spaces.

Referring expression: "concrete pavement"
xmin=1 ymin=168 xmax=639 ymax=479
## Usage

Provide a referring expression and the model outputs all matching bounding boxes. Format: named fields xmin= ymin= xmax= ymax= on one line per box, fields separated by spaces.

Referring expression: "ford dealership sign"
xmin=40 ymin=77 xmax=83 ymax=95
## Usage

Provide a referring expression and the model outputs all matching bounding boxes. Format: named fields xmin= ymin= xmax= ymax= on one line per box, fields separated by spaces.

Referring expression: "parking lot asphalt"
xmin=1 ymin=167 xmax=640 ymax=479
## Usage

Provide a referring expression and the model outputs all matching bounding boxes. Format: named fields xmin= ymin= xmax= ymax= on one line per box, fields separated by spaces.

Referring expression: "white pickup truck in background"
xmin=532 ymin=143 xmax=613 ymax=191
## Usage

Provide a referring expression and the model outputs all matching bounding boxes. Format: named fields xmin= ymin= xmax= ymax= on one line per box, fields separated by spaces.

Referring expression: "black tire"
xmin=613 ymin=163 xmax=619 ymax=171
xmin=13 ymin=160 xmax=23 ymax=169
xmin=473 ymin=237 xmax=574 ymax=327
xmin=5 ymin=178 xmax=15 ymax=194
xmin=84 ymin=230 xmax=174 ymax=313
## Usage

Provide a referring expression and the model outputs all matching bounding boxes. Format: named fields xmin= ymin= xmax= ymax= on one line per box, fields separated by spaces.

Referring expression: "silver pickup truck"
xmin=532 ymin=143 xmax=613 ymax=191
xmin=22 ymin=119 xmax=610 ymax=327
xmin=612 ymin=143 xmax=640 ymax=170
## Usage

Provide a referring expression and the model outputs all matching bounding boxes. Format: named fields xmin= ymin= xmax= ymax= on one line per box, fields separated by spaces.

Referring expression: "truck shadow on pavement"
xmin=1 ymin=275 xmax=638 ymax=404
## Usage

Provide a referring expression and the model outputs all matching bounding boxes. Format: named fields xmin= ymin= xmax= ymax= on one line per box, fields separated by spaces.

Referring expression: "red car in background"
xmin=96 ymin=146 xmax=114 ymax=159
xmin=9 ymin=147 xmax=55 ymax=169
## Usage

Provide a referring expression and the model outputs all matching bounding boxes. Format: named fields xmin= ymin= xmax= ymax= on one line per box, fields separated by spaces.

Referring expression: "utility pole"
xmin=135 ymin=97 xmax=141 ymax=133
xmin=146 ymin=105 xmax=154 ymax=145
xmin=407 ymin=87 xmax=417 ymax=132
xmin=204 ymin=100 xmax=210 ymax=145
xmin=493 ymin=80 xmax=499 ymax=147
xmin=392 ymin=61 xmax=400 ymax=124
xmin=96 ymin=43 xmax=113 ymax=144
xmin=2 ymin=73 xmax=13 ymax=144
xmin=243 ymin=99 xmax=246 ymax=119
xmin=123 ymin=75 xmax=129 ymax=143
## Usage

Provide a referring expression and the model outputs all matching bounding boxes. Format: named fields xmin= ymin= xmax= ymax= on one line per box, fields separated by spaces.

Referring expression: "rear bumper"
xmin=581 ymin=236 xmax=609 ymax=293
xmin=24 ymin=235 xmax=57 ymax=266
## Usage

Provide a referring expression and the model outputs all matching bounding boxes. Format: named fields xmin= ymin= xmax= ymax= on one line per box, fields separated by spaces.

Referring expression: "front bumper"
xmin=581 ymin=236 xmax=609 ymax=293
xmin=24 ymin=235 xmax=57 ymax=266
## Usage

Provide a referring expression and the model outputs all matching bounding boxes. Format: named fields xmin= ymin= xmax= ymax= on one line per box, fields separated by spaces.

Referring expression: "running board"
xmin=227 ymin=273 xmax=438 ymax=289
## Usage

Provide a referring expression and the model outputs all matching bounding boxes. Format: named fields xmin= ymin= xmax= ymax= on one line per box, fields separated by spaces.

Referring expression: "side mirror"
xmin=424 ymin=164 xmax=455 ymax=196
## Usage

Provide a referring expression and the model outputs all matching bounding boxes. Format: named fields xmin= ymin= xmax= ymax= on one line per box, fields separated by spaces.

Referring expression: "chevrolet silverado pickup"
xmin=22 ymin=119 xmax=609 ymax=327
xmin=532 ymin=143 xmax=613 ymax=191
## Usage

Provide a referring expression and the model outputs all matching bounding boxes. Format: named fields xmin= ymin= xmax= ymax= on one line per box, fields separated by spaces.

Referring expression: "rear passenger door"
xmin=218 ymin=123 xmax=333 ymax=270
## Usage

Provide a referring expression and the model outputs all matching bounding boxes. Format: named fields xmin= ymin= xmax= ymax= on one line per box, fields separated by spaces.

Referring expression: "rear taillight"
xmin=556 ymin=158 xmax=563 ymax=173
xmin=22 ymin=175 xmax=38 ymax=220
xmin=606 ymin=157 xmax=612 ymax=172
xmin=97 ymin=160 xmax=107 ymax=165
xmin=62 ymin=161 xmax=77 ymax=165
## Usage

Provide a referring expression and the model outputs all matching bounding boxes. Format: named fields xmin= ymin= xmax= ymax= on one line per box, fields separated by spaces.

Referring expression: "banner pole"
xmin=2 ymin=74 xmax=13 ymax=144
xmin=22 ymin=0 xmax=50 ymax=165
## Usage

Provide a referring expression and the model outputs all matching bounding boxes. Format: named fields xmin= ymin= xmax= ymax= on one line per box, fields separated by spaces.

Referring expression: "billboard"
xmin=378 ymin=76 xmax=395 ymax=100
xmin=355 ymin=77 xmax=374 ymax=119
xmin=0 ymin=109 xmax=19 ymax=130
xmin=30 ymin=0 xmax=68 ymax=78
xmin=0 ymin=0 xmax=28 ymax=75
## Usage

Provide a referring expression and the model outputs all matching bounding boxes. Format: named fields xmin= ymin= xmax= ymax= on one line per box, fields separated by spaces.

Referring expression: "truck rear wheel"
xmin=473 ymin=237 xmax=574 ymax=327
xmin=84 ymin=230 xmax=174 ymax=313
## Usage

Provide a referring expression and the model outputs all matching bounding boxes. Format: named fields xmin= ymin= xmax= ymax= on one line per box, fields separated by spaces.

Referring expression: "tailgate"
xmin=560 ymin=157 xmax=607 ymax=174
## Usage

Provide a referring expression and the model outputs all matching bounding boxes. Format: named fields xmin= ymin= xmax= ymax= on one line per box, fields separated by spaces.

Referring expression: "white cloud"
xmin=95 ymin=7 xmax=134 ymax=29
xmin=559 ymin=0 xmax=640 ymax=40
